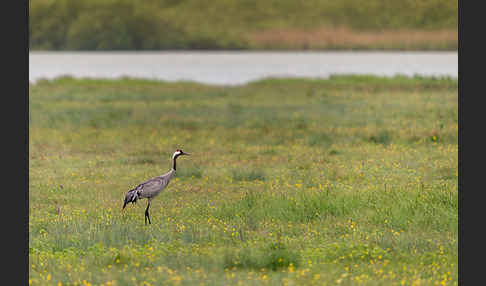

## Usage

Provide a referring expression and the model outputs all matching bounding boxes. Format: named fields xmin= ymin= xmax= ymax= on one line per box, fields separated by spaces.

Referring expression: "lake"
xmin=29 ymin=51 xmax=457 ymax=85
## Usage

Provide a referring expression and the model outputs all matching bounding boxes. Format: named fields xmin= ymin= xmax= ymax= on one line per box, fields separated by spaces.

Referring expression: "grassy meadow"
xmin=29 ymin=75 xmax=458 ymax=285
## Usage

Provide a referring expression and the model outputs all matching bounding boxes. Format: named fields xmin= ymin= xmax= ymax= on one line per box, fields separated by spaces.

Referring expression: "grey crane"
xmin=122 ymin=149 xmax=190 ymax=224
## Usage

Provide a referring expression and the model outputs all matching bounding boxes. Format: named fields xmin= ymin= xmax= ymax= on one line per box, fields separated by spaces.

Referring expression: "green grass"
xmin=29 ymin=0 xmax=457 ymax=50
xmin=29 ymin=75 xmax=458 ymax=285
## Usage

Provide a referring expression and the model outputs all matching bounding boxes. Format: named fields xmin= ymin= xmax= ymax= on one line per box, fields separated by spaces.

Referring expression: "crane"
xmin=123 ymin=149 xmax=190 ymax=224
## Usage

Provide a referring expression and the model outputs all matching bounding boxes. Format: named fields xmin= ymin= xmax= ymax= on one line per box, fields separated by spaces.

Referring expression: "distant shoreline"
xmin=30 ymin=0 xmax=457 ymax=51
xmin=29 ymin=27 xmax=458 ymax=52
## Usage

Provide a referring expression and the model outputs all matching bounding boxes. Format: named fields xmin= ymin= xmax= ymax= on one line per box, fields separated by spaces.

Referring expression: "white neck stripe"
xmin=172 ymin=151 xmax=182 ymax=159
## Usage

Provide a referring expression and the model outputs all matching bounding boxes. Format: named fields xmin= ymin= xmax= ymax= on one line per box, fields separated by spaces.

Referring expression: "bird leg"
xmin=145 ymin=199 xmax=152 ymax=225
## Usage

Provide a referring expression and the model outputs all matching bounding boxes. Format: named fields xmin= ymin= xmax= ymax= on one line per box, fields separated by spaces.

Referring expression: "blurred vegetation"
xmin=29 ymin=0 xmax=458 ymax=50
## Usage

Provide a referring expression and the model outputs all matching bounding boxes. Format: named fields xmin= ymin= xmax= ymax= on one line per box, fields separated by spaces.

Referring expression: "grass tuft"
xmin=223 ymin=242 xmax=301 ymax=271
xmin=232 ymin=169 xmax=266 ymax=182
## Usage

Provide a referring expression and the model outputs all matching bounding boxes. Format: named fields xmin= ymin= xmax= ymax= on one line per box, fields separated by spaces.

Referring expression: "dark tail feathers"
xmin=123 ymin=189 xmax=139 ymax=209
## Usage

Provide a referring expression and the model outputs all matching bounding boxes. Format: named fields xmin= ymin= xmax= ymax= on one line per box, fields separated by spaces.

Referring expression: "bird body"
xmin=123 ymin=169 xmax=175 ymax=208
xmin=123 ymin=149 xmax=189 ymax=224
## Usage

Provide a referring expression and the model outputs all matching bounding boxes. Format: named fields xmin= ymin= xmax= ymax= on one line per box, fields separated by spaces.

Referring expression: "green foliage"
xmin=176 ymin=167 xmax=203 ymax=179
xmin=29 ymin=0 xmax=458 ymax=50
xmin=328 ymin=0 xmax=457 ymax=30
xmin=224 ymin=242 xmax=301 ymax=271
xmin=306 ymin=132 xmax=333 ymax=148
xmin=232 ymin=169 xmax=266 ymax=182
xmin=367 ymin=130 xmax=392 ymax=145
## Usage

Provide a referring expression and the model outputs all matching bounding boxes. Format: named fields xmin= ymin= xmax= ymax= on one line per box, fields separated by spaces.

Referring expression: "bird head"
xmin=172 ymin=149 xmax=190 ymax=159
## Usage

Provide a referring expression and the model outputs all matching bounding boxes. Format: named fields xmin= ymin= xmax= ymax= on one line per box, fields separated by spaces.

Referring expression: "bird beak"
xmin=183 ymin=152 xmax=190 ymax=156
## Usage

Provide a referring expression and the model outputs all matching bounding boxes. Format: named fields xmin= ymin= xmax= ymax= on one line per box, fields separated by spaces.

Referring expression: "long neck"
xmin=172 ymin=155 xmax=178 ymax=170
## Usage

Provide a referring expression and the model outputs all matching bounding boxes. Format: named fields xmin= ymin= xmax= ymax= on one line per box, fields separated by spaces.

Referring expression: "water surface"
xmin=29 ymin=51 xmax=458 ymax=85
